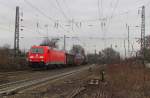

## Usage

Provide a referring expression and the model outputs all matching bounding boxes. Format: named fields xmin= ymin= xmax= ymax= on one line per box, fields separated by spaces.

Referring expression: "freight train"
xmin=27 ymin=46 xmax=86 ymax=68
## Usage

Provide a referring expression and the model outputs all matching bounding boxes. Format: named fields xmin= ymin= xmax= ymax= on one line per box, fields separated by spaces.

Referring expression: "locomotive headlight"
xmin=40 ymin=56 xmax=44 ymax=59
xmin=29 ymin=56 xmax=34 ymax=58
xmin=41 ymin=59 xmax=44 ymax=62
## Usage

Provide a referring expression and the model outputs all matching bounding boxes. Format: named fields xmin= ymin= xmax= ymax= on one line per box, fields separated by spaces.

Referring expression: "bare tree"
xmin=87 ymin=48 xmax=120 ymax=64
xmin=70 ymin=45 xmax=85 ymax=55
xmin=101 ymin=48 xmax=120 ymax=64
xmin=0 ymin=44 xmax=11 ymax=56
xmin=3 ymin=44 xmax=10 ymax=49
xmin=40 ymin=38 xmax=59 ymax=48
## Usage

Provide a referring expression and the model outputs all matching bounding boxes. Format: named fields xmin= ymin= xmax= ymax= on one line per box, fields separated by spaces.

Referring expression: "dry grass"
xmin=106 ymin=63 xmax=150 ymax=98
xmin=0 ymin=49 xmax=29 ymax=71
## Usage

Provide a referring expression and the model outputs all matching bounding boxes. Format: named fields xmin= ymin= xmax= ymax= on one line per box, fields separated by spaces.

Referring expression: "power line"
xmin=63 ymin=0 xmax=73 ymax=18
xmin=55 ymin=0 xmax=70 ymax=20
xmin=46 ymin=0 xmax=78 ymax=33
xmin=24 ymin=0 xmax=54 ymax=21
xmin=98 ymin=0 xmax=101 ymax=19
xmin=106 ymin=0 xmax=119 ymax=32
xmin=54 ymin=0 xmax=80 ymax=33
xmin=110 ymin=0 xmax=119 ymax=18
xmin=46 ymin=0 xmax=71 ymax=20
xmin=76 ymin=1 xmax=149 ymax=23
xmin=143 ymin=0 xmax=150 ymax=7
xmin=101 ymin=0 xmax=103 ymax=18
xmin=23 ymin=0 xmax=69 ymax=33
xmin=97 ymin=0 xmax=103 ymax=19
xmin=0 ymin=26 xmax=13 ymax=32
xmin=0 ymin=1 xmax=16 ymax=10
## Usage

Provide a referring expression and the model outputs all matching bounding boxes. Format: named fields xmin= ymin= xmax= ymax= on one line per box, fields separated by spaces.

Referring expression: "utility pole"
xmin=124 ymin=40 xmax=126 ymax=58
xmin=64 ymin=35 xmax=66 ymax=51
xmin=45 ymin=24 xmax=49 ymax=37
xmin=127 ymin=26 xmax=130 ymax=54
xmin=141 ymin=5 xmax=146 ymax=98
xmin=95 ymin=49 xmax=97 ymax=56
xmin=94 ymin=47 xmax=97 ymax=64
xmin=71 ymin=19 xmax=74 ymax=31
xmin=14 ymin=6 xmax=20 ymax=56
xmin=141 ymin=5 xmax=145 ymax=62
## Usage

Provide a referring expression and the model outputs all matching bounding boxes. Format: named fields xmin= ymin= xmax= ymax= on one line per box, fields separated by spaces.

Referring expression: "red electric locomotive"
xmin=27 ymin=45 xmax=86 ymax=68
xmin=27 ymin=46 xmax=66 ymax=68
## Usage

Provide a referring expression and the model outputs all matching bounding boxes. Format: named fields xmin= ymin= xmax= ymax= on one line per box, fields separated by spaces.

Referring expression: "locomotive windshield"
xmin=30 ymin=48 xmax=44 ymax=54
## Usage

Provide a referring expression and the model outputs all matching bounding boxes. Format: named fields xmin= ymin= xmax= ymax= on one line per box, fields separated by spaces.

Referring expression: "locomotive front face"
xmin=28 ymin=47 xmax=45 ymax=63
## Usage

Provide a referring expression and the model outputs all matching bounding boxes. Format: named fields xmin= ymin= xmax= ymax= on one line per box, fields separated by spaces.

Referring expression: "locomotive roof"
xmin=31 ymin=45 xmax=65 ymax=52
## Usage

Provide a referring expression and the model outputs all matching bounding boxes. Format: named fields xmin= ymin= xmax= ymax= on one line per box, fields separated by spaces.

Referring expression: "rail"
xmin=0 ymin=65 xmax=92 ymax=96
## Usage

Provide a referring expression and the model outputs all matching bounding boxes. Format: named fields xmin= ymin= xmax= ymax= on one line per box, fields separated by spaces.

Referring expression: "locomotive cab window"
xmin=30 ymin=48 xmax=44 ymax=54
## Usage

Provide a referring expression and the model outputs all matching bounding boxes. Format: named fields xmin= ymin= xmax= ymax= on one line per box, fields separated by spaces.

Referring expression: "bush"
xmin=0 ymin=46 xmax=29 ymax=71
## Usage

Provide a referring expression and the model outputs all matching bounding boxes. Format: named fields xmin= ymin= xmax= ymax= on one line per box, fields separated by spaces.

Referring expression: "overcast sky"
xmin=0 ymin=0 xmax=150 ymax=57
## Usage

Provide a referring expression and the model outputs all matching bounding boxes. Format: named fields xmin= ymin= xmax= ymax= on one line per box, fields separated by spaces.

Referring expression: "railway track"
xmin=66 ymin=87 xmax=86 ymax=98
xmin=0 ymin=65 xmax=93 ymax=96
xmin=0 ymin=70 xmax=51 ymax=85
xmin=0 ymin=71 xmax=29 ymax=76
xmin=0 ymin=67 xmax=81 ymax=85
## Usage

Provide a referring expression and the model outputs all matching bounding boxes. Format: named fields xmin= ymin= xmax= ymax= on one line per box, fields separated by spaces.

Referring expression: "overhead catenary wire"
xmin=55 ymin=0 xmax=70 ymax=20
xmin=110 ymin=0 xmax=119 ymax=19
xmin=55 ymin=0 xmax=81 ymax=33
xmin=14 ymin=35 xmax=140 ymax=40
xmin=63 ymin=0 xmax=73 ymax=19
xmin=24 ymin=0 xmax=54 ymax=21
xmin=45 ymin=0 xmax=79 ymax=34
xmin=106 ymin=0 xmax=120 ymax=32
xmin=73 ymin=0 xmax=150 ymax=23
xmin=100 ymin=0 xmax=103 ymax=18
xmin=102 ymin=0 xmax=120 ymax=48
xmin=21 ymin=0 xmax=150 ymax=32
xmin=45 ymin=0 xmax=72 ymax=22
xmin=0 ymin=1 xmax=16 ymax=10
xmin=0 ymin=2 xmax=54 ymax=37
xmin=82 ymin=0 xmax=150 ymax=23
xmin=0 ymin=1 xmax=148 ymax=36
xmin=98 ymin=0 xmax=101 ymax=19
xmin=23 ymin=0 xmax=69 ymax=33
xmin=0 ymin=26 xmax=14 ymax=32
xmin=54 ymin=0 xmax=77 ymax=33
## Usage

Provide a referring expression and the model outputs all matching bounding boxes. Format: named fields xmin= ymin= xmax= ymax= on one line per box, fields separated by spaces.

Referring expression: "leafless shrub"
xmin=106 ymin=63 xmax=150 ymax=98
xmin=0 ymin=44 xmax=28 ymax=71
xmin=40 ymin=38 xmax=59 ymax=48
